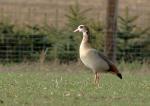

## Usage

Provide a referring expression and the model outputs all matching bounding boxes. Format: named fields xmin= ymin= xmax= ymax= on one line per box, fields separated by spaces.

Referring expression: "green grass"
xmin=0 ymin=64 xmax=150 ymax=106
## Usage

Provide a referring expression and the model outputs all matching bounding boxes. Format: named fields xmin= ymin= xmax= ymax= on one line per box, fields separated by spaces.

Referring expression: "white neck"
xmin=79 ymin=32 xmax=91 ymax=53
xmin=81 ymin=32 xmax=90 ymax=43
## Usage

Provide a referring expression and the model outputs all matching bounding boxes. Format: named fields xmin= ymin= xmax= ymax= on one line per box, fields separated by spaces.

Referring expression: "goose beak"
xmin=73 ymin=28 xmax=79 ymax=32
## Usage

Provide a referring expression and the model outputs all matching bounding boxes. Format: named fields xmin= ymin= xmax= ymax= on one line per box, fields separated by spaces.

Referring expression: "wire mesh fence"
xmin=0 ymin=0 xmax=149 ymax=63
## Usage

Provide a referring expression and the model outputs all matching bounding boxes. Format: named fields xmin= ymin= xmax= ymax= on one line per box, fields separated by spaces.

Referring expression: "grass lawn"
xmin=0 ymin=63 xmax=150 ymax=106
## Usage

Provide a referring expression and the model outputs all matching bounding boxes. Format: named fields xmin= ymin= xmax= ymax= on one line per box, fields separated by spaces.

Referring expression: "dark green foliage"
xmin=0 ymin=5 xmax=149 ymax=63
xmin=88 ymin=20 xmax=105 ymax=51
xmin=0 ymin=22 xmax=51 ymax=63
xmin=42 ymin=24 xmax=79 ymax=63
xmin=117 ymin=7 xmax=150 ymax=62
xmin=0 ymin=3 xmax=103 ymax=64
xmin=57 ymin=35 xmax=78 ymax=64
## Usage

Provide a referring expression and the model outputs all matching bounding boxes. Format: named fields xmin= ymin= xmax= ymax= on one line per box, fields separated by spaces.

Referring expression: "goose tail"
xmin=109 ymin=64 xmax=123 ymax=79
xmin=117 ymin=73 xmax=122 ymax=79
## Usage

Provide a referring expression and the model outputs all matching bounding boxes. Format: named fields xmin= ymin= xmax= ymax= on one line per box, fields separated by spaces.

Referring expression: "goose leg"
xmin=94 ymin=72 xmax=100 ymax=87
xmin=96 ymin=72 xmax=100 ymax=87
xmin=94 ymin=73 xmax=97 ymax=84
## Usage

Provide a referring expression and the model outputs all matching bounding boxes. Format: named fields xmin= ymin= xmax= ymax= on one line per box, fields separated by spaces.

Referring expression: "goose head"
xmin=74 ymin=25 xmax=91 ymax=43
xmin=74 ymin=25 xmax=89 ymax=33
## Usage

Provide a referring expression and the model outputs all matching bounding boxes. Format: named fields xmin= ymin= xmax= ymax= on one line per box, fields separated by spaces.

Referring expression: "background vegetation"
xmin=0 ymin=3 xmax=149 ymax=63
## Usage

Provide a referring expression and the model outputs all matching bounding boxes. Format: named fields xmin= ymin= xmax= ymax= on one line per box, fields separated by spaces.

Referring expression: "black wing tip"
xmin=117 ymin=73 xmax=122 ymax=79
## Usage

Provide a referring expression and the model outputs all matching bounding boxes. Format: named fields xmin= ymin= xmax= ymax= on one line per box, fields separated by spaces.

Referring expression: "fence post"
xmin=105 ymin=0 xmax=119 ymax=63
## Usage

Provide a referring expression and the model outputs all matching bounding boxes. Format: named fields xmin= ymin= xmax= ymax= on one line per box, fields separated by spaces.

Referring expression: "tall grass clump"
xmin=118 ymin=60 xmax=150 ymax=74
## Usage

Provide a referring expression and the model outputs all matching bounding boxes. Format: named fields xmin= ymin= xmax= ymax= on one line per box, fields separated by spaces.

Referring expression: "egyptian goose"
xmin=74 ymin=25 xmax=122 ymax=86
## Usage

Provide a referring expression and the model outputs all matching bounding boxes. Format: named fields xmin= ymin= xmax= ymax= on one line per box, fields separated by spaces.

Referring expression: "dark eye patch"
xmin=80 ymin=26 xmax=84 ymax=28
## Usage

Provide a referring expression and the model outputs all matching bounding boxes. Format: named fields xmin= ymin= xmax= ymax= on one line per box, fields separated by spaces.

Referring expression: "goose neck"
xmin=82 ymin=32 xmax=90 ymax=43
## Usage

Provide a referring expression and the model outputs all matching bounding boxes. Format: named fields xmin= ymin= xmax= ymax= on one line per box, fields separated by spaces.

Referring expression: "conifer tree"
xmin=117 ymin=7 xmax=150 ymax=61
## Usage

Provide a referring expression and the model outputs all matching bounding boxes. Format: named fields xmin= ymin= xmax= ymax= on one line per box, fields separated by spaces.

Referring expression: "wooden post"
xmin=105 ymin=0 xmax=119 ymax=63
